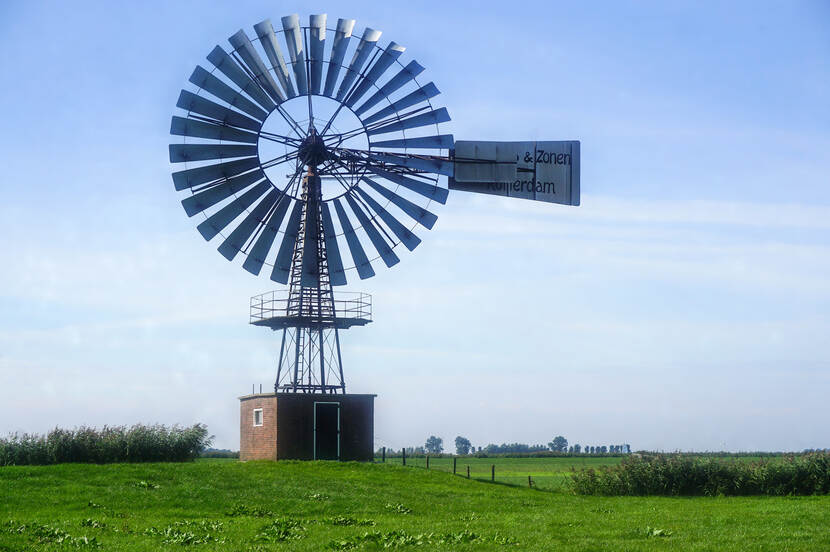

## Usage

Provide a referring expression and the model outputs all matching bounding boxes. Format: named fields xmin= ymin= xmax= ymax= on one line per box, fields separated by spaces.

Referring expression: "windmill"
xmin=169 ymin=13 xmax=580 ymax=460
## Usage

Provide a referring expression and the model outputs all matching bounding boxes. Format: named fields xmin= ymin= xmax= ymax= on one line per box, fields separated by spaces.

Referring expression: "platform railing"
xmin=250 ymin=290 xmax=372 ymax=324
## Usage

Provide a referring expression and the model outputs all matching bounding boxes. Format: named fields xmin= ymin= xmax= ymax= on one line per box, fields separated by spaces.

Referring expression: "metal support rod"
xmin=275 ymin=328 xmax=287 ymax=393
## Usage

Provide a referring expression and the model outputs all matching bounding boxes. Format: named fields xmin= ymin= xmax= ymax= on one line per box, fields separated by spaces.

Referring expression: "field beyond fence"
xmin=377 ymin=455 xmax=622 ymax=492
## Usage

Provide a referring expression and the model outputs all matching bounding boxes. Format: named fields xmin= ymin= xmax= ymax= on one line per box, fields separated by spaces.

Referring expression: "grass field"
xmin=380 ymin=456 xmax=623 ymax=491
xmin=2 ymin=458 xmax=829 ymax=551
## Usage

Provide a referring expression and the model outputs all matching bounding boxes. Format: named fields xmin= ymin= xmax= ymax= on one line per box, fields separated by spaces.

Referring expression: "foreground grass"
xmin=0 ymin=459 xmax=828 ymax=551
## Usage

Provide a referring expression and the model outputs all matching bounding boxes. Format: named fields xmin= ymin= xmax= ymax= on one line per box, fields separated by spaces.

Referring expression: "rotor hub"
xmin=298 ymin=133 xmax=328 ymax=168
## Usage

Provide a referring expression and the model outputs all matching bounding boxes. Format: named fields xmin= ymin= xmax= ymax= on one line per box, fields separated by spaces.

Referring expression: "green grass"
xmin=381 ymin=456 xmax=622 ymax=491
xmin=1 ymin=458 xmax=828 ymax=550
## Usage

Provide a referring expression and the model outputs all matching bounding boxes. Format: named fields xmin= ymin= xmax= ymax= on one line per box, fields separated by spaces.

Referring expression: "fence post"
xmin=382 ymin=447 xmax=386 ymax=463
xmin=467 ymin=465 xmax=470 ymax=479
xmin=453 ymin=457 xmax=457 ymax=475
xmin=528 ymin=475 xmax=533 ymax=488
xmin=402 ymin=448 xmax=406 ymax=466
xmin=491 ymin=464 xmax=495 ymax=482
xmin=426 ymin=455 xmax=430 ymax=470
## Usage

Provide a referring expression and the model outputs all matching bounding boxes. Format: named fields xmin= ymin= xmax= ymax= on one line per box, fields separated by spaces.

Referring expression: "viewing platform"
xmin=250 ymin=290 xmax=372 ymax=330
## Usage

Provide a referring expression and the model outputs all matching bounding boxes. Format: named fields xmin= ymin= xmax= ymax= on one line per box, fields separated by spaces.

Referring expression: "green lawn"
xmin=1 ymin=458 xmax=828 ymax=551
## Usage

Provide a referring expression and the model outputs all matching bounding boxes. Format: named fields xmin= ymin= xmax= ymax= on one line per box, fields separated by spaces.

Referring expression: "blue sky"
xmin=0 ymin=1 xmax=828 ymax=452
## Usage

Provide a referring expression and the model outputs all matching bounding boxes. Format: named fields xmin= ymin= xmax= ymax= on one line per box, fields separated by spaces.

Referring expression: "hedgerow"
xmin=570 ymin=452 xmax=830 ymax=496
xmin=0 ymin=424 xmax=212 ymax=466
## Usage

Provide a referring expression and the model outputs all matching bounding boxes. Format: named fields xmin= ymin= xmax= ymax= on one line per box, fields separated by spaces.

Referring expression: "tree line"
xmin=378 ymin=435 xmax=631 ymax=456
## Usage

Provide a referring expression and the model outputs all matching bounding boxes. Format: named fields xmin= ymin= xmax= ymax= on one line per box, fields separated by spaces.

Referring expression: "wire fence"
xmin=372 ymin=453 xmax=614 ymax=492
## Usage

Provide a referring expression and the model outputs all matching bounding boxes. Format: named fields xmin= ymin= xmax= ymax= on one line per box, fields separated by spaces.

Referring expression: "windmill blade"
xmin=364 ymin=165 xmax=449 ymax=204
xmin=345 ymin=42 xmax=405 ymax=108
xmin=172 ymin=157 xmax=261 ymax=191
xmin=228 ymin=29 xmax=286 ymax=103
xmin=253 ymin=20 xmax=297 ymax=99
xmin=354 ymin=186 xmax=421 ymax=251
xmin=354 ymin=60 xmax=424 ymax=117
xmin=323 ymin=18 xmax=356 ymax=98
xmin=308 ymin=14 xmax=327 ymax=95
xmin=366 ymin=152 xmax=453 ymax=176
xmin=196 ymin=181 xmax=271 ymax=240
xmin=361 ymin=177 xmax=437 ymax=229
xmin=366 ymin=107 xmax=450 ymax=136
xmin=207 ymin=46 xmax=275 ymax=112
xmin=335 ymin=28 xmax=382 ymax=101
xmin=320 ymin=202 xmax=347 ymax=285
xmin=271 ymin=200 xmax=304 ymax=283
xmin=363 ymin=83 xmax=440 ymax=125
xmin=189 ymin=66 xmax=269 ymax=121
xmin=344 ymin=193 xmax=399 ymax=268
xmin=370 ymin=134 xmax=454 ymax=150
xmin=333 ymin=198 xmax=374 ymax=279
xmin=217 ymin=189 xmax=281 ymax=260
xmin=242 ymin=195 xmax=293 ymax=275
xmin=169 ymin=144 xmax=258 ymax=163
xmin=281 ymin=14 xmax=309 ymax=96
xmin=181 ymin=169 xmax=265 ymax=217
xmin=170 ymin=116 xmax=258 ymax=144
xmin=300 ymin=207 xmax=321 ymax=288
xmin=176 ymin=90 xmax=262 ymax=132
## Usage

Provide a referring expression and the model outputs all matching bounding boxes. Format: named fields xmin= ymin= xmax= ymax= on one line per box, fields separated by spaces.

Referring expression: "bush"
xmin=570 ymin=453 xmax=830 ymax=496
xmin=0 ymin=424 xmax=212 ymax=466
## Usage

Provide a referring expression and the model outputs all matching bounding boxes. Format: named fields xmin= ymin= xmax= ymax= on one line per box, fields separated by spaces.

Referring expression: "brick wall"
xmin=239 ymin=394 xmax=277 ymax=461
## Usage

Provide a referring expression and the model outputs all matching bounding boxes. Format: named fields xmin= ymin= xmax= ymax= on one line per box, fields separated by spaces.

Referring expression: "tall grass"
xmin=570 ymin=453 xmax=830 ymax=496
xmin=0 ymin=424 xmax=212 ymax=466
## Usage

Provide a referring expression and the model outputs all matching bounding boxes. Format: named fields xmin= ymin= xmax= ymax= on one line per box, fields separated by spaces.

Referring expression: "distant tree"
xmin=425 ymin=435 xmax=443 ymax=454
xmin=589 ymin=446 xmax=595 ymax=454
xmin=573 ymin=444 xmax=581 ymax=454
xmin=624 ymin=444 xmax=631 ymax=453
xmin=568 ymin=446 xmax=573 ymax=453
xmin=600 ymin=446 xmax=607 ymax=453
xmin=548 ymin=436 xmax=568 ymax=452
xmin=454 ymin=436 xmax=471 ymax=455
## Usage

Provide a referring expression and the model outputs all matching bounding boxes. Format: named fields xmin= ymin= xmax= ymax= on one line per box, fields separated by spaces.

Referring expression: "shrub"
xmin=0 ymin=424 xmax=212 ymax=466
xmin=570 ymin=453 xmax=830 ymax=496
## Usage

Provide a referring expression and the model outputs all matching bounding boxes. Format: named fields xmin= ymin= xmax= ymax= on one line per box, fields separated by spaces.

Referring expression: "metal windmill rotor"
xmin=169 ymin=13 xmax=580 ymax=394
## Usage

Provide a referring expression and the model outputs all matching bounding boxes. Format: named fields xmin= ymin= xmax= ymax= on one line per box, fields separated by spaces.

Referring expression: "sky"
xmin=0 ymin=1 xmax=828 ymax=452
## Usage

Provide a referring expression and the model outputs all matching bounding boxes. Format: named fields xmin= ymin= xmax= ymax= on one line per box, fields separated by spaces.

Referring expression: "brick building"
xmin=239 ymin=393 xmax=375 ymax=461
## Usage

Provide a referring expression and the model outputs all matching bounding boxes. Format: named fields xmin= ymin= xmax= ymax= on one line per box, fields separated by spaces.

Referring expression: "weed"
xmin=326 ymin=529 xmax=513 ymax=550
xmin=4 ymin=520 xmax=100 ymax=548
xmin=80 ymin=518 xmax=106 ymax=529
xmin=254 ymin=518 xmax=305 ymax=542
xmin=384 ymin=502 xmax=412 ymax=514
xmin=144 ymin=520 xmax=225 ymax=545
xmin=326 ymin=516 xmax=375 ymax=526
xmin=591 ymin=507 xmax=615 ymax=514
xmin=644 ymin=526 xmax=673 ymax=538
xmin=226 ymin=503 xmax=274 ymax=517
xmin=134 ymin=480 xmax=159 ymax=489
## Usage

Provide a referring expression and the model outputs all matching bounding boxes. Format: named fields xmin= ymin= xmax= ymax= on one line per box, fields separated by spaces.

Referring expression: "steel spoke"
xmin=260 ymin=150 xmax=300 ymax=170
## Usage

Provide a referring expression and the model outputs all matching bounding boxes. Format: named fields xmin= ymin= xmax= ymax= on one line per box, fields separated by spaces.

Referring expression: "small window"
xmin=253 ymin=408 xmax=263 ymax=427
